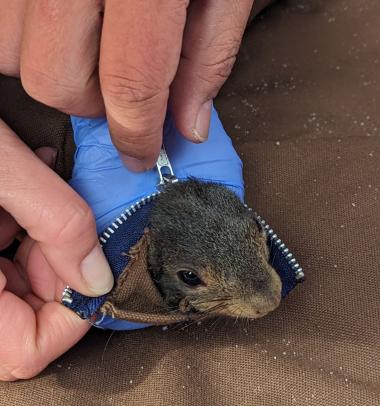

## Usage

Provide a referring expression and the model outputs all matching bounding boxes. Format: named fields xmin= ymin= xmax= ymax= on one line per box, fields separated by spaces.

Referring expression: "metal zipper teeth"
xmin=99 ymin=196 xmax=304 ymax=280
xmin=98 ymin=192 xmax=161 ymax=247
xmin=62 ymin=192 xmax=304 ymax=306
xmin=61 ymin=192 xmax=162 ymax=307
xmin=244 ymin=205 xmax=304 ymax=281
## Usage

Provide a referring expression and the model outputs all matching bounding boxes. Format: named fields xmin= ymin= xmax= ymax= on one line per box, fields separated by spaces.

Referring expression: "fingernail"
xmin=81 ymin=245 xmax=114 ymax=295
xmin=192 ymin=100 xmax=212 ymax=142
xmin=120 ymin=155 xmax=154 ymax=172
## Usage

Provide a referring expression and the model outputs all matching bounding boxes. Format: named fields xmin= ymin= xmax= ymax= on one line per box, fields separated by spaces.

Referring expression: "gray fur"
xmin=148 ymin=179 xmax=281 ymax=319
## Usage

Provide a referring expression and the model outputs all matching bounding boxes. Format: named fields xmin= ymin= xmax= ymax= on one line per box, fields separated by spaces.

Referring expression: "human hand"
xmin=0 ymin=119 xmax=113 ymax=380
xmin=0 ymin=0 xmax=253 ymax=171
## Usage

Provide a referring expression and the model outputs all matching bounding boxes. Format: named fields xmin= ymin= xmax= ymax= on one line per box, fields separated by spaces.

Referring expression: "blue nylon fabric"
xmin=68 ymin=203 xmax=153 ymax=321
xmin=67 ymin=198 xmax=299 ymax=329
xmin=93 ymin=315 xmax=151 ymax=331
xmin=64 ymin=107 xmax=300 ymax=330
xmin=271 ymin=244 xmax=297 ymax=298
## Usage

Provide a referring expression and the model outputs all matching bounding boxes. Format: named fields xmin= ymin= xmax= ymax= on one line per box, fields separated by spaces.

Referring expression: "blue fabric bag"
xmin=62 ymin=107 xmax=304 ymax=330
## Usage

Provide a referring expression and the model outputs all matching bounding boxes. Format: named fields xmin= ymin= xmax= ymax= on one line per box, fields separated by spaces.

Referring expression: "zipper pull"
xmin=156 ymin=146 xmax=178 ymax=188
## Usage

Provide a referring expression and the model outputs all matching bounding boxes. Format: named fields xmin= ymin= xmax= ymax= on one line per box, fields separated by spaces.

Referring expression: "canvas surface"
xmin=0 ymin=0 xmax=379 ymax=404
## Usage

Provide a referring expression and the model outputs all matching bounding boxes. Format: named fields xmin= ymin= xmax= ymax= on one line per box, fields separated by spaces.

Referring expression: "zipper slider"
xmin=156 ymin=146 xmax=178 ymax=188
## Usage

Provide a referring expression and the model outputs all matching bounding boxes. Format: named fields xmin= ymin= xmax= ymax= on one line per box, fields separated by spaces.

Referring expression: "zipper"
xmin=98 ymin=192 xmax=160 ymax=247
xmin=258 ymin=216 xmax=304 ymax=281
xmin=61 ymin=147 xmax=304 ymax=308
xmin=61 ymin=148 xmax=178 ymax=307
xmin=245 ymin=205 xmax=304 ymax=281
xmin=156 ymin=145 xmax=179 ymax=188
xmin=98 ymin=147 xmax=178 ymax=247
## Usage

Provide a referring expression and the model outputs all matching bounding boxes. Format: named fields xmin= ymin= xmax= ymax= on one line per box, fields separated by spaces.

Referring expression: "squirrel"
xmin=148 ymin=179 xmax=282 ymax=320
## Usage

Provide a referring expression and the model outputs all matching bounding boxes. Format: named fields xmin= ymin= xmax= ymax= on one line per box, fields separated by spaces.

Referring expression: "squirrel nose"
xmin=267 ymin=281 xmax=282 ymax=309
xmin=256 ymin=296 xmax=280 ymax=314
xmin=271 ymin=291 xmax=282 ymax=308
xmin=255 ymin=288 xmax=282 ymax=314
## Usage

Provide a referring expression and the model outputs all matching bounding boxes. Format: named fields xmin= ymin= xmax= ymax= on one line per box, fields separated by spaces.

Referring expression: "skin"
xmin=0 ymin=0 xmax=274 ymax=380
xmin=0 ymin=120 xmax=113 ymax=380
xmin=0 ymin=0 xmax=254 ymax=170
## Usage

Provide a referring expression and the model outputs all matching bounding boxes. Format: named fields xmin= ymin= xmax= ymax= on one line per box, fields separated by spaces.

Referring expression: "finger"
xmin=2 ymin=237 xmax=61 ymax=309
xmin=17 ymin=237 xmax=64 ymax=303
xmin=0 ymin=120 xmax=113 ymax=297
xmin=100 ymin=0 xmax=188 ymax=171
xmin=34 ymin=147 xmax=57 ymax=169
xmin=0 ymin=147 xmax=56 ymax=250
xmin=0 ymin=236 xmax=57 ymax=310
xmin=0 ymin=268 xmax=6 ymax=290
xmin=20 ymin=0 xmax=104 ymax=116
xmin=0 ymin=0 xmax=26 ymax=76
xmin=0 ymin=257 xmax=30 ymax=297
xmin=0 ymin=209 xmax=21 ymax=250
xmin=170 ymin=0 xmax=253 ymax=142
xmin=0 ymin=286 xmax=90 ymax=381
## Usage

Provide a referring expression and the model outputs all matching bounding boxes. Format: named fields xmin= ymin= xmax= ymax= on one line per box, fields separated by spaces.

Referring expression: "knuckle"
xmin=0 ymin=18 xmax=22 ymax=76
xmin=21 ymin=65 xmax=85 ymax=112
xmin=101 ymin=71 xmax=167 ymax=159
xmin=0 ymin=47 xmax=19 ymax=77
xmin=101 ymin=70 xmax=165 ymax=108
xmin=193 ymin=35 xmax=242 ymax=87
xmin=201 ymin=52 xmax=237 ymax=83
xmin=49 ymin=199 xmax=94 ymax=245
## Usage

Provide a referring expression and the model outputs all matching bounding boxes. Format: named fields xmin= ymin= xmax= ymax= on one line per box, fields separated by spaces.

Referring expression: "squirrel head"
xmin=148 ymin=179 xmax=282 ymax=320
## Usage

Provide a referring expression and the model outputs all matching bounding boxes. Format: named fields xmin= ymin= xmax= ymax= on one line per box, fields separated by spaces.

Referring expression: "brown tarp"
xmin=0 ymin=0 xmax=379 ymax=404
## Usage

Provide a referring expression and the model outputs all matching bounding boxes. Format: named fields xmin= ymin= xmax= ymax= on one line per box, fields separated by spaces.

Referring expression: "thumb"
xmin=0 ymin=266 xmax=90 ymax=381
xmin=0 ymin=119 xmax=113 ymax=296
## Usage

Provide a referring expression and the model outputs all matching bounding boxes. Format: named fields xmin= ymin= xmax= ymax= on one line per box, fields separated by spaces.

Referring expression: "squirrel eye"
xmin=178 ymin=271 xmax=202 ymax=287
